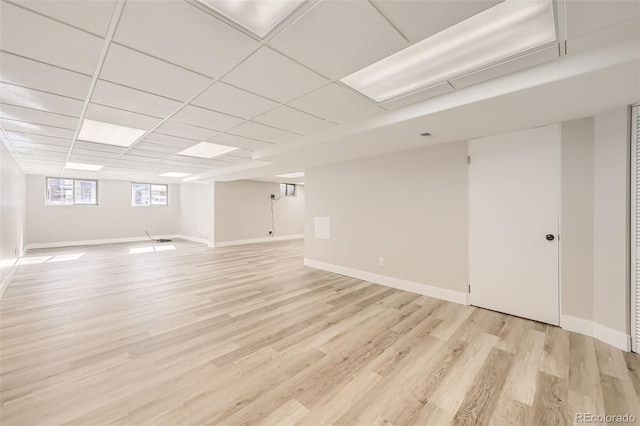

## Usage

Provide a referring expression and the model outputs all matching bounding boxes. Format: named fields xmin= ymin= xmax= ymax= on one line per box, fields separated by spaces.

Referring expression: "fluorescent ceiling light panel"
xmin=341 ymin=0 xmax=556 ymax=102
xmin=65 ymin=162 xmax=103 ymax=171
xmin=160 ymin=172 xmax=191 ymax=178
xmin=78 ymin=119 xmax=146 ymax=147
xmin=196 ymin=0 xmax=305 ymax=37
xmin=276 ymin=172 xmax=304 ymax=178
xmin=177 ymin=142 xmax=238 ymax=158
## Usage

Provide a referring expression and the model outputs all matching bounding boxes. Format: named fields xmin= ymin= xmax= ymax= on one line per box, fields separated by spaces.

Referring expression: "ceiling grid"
xmin=0 ymin=0 xmax=637 ymax=182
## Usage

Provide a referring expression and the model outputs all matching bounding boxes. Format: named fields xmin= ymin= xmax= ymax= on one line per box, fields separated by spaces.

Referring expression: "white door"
xmin=469 ymin=125 xmax=560 ymax=325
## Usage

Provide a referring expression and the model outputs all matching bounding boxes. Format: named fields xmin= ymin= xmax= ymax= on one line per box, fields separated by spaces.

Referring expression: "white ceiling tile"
xmin=19 ymin=157 xmax=65 ymax=165
xmin=253 ymin=106 xmax=337 ymax=135
xmin=17 ymin=149 xmax=67 ymax=159
xmin=198 ymin=158 xmax=237 ymax=167
xmin=118 ymin=153 xmax=161 ymax=163
xmin=0 ymin=52 xmax=91 ymax=99
xmin=288 ymin=83 xmax=374 ymax=121
xmin=7 ymin=131 xmax=72 ymax=147
xmin=108 ymin=159 xmax=145 ymax=169
xmin=134 ymin=141 xmax=185 ymax=154
xmin=84 ymin=103 xmax=161 ymax=131
xmin=172 ymin=105 xmax=244 ymax=131
xmin=13 ymin=141 xmax=70 ymax=153
xmin=192 ymin=82 xmax=278 ymax=119
xmin=156 ymin=120 xmax=219 ymax=141
xmin=269 ymin=0 xmax=408 ymax=79
xmin=0 ymin=83 xmax=84 ymax=117
xmin=207 ymin=132 xmax=271 ymax=152
xmin=0 ymin=2 xmax=104 ymax=75
xmin=114 ymin=0 xmax=258 ymax=78
xmin=107 ymin=167 xmax=138 ymax=173
xmin=67 ymin=153 xmax=114 ymax=163
xmin=164 ymin=155 xmax=209 ymax=165
xmin=0 ymin=104 xmax=78 ymax=129
xmin=371 ymin=0 xmax=501 ymax=43
xmin=1 ymin=119 xmax=75 ymax=139
xmin=228 ymin=121 xmax=301 ymax=144
xmin=126 ymin=148 xmax=170 ymax=159
xmin=99 ymin=44 xmax=213 ymax=101
xmin=566 ymin=0 xmax=639 ymax=39
xmin=566 ymin=16 xmax=639 ymax=55
xmin=74 ymin=140 xmax=127 ymax=153
xmin=91 ymin=80 xmax=182 ymax=118
xmin=216 ymin=154 xmax=251 ymax=164
xmin=142 ymin=133 xmax=199 ymax=149
xmin=70 ymin=148 xmax=122 ymax=159
xmin=332 ymin=104 xmax=387 ymax=124
xmin=222 ymin=47 xmax=328 ymax=103
xmin=154 ymin=159 xmax=211 ymax=169
xmin=11 ymin=0 xmax=117 ymax=36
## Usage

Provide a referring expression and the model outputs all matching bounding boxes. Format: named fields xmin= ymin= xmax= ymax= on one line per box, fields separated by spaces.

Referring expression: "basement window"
xmin=46 ymin=177 xmax=98 ymax=205
xmin=280 ymin=183 xmax=296 ymax=197
xmin=132 ymin=183 xmax=168 ymax=206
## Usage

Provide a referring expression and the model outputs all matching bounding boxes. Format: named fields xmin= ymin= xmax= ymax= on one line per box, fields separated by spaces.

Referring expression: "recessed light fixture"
xmin=160 ymin=172 xmax=191 ymax=178
xmin=340 ymin=0 xmax=556 ymax=102
xmin=195 ymin=0 xmax=306 ymax=38
xmin=177 ymin=142 xmax=238 ymax=158
xmin=78 ymin=119 xmax=146 ymax=147
xmin=65 ymin=162 xmax=104 ymax=171
xmin=276 ymin=172 xmax=304 ymax=178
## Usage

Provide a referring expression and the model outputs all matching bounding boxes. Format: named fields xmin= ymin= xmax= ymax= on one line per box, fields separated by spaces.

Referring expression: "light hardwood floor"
xmin=1 ymin=239 xmax=638 ymax=425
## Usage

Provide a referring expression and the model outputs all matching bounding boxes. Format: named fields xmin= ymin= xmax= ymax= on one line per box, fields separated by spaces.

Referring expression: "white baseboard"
xmin=1 ymin=247 xmax=27 ymax=299
xmin=593 ymin=322 xmax=632 ymax=352
xmin=175 ymin=234 xmax=210 ymax=246
xmin=560 ymin=314 xmax=594 ymax=337
xmin=214 ymin=234 xmax=304 ymax=248
xmin=561 ymin=314 xmax=631 ymax=352
xmin=25 ymin=235 xmax=180 ymax=250
xmin=303 ymin=258 xmax=469 ymax=306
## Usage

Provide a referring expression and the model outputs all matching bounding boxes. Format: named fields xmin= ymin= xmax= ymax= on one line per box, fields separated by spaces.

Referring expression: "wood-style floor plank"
xmin=1 ymin=239 xmax=638 ymax=425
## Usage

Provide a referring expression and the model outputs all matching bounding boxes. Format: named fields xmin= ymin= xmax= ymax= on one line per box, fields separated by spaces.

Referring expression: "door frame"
xmin=631 ymin=104 xmax=639 ymax=353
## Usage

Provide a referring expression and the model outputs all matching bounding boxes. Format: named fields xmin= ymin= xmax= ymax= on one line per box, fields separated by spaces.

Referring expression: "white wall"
xmin=305 ymin=110 xmax=633 ymax=348
xmin=214 ymin=180 xmax=305 ymax=244
xmin=25 ymin=175 xmax=180 ymax=245
xmin=179 ymin=182 xmax=214 ymax=245
xmin=560 ymin=117 xmax=595 ymax=322
xmin=0 ymin=143 xmax=26 ymax=291
xmin=305 ymin=141 xmax=469 ymax=295
xmin=593 ymin=106 xmax=631 ymax=334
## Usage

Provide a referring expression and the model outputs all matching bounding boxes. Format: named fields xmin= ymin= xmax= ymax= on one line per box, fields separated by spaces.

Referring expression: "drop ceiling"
xmin=0 ymin=0 xmax=638 ymax=183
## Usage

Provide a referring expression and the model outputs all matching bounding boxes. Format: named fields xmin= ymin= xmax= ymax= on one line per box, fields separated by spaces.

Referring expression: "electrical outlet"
xmin=378 ymin=257 xmax=384 ymax=267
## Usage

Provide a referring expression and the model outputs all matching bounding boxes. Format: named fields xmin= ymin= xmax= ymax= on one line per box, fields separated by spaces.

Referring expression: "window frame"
xmin=45 ymin=177 xmax=99 ymax=206
xmin=131 ymin=182 xmax=169 ymax=207
xmin=279 ymin=183 xmax=296 ymax=197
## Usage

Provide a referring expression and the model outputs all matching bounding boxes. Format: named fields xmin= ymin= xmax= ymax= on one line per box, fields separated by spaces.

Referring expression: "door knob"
xmin=545 ymin=234 xmax=555 ymax=241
